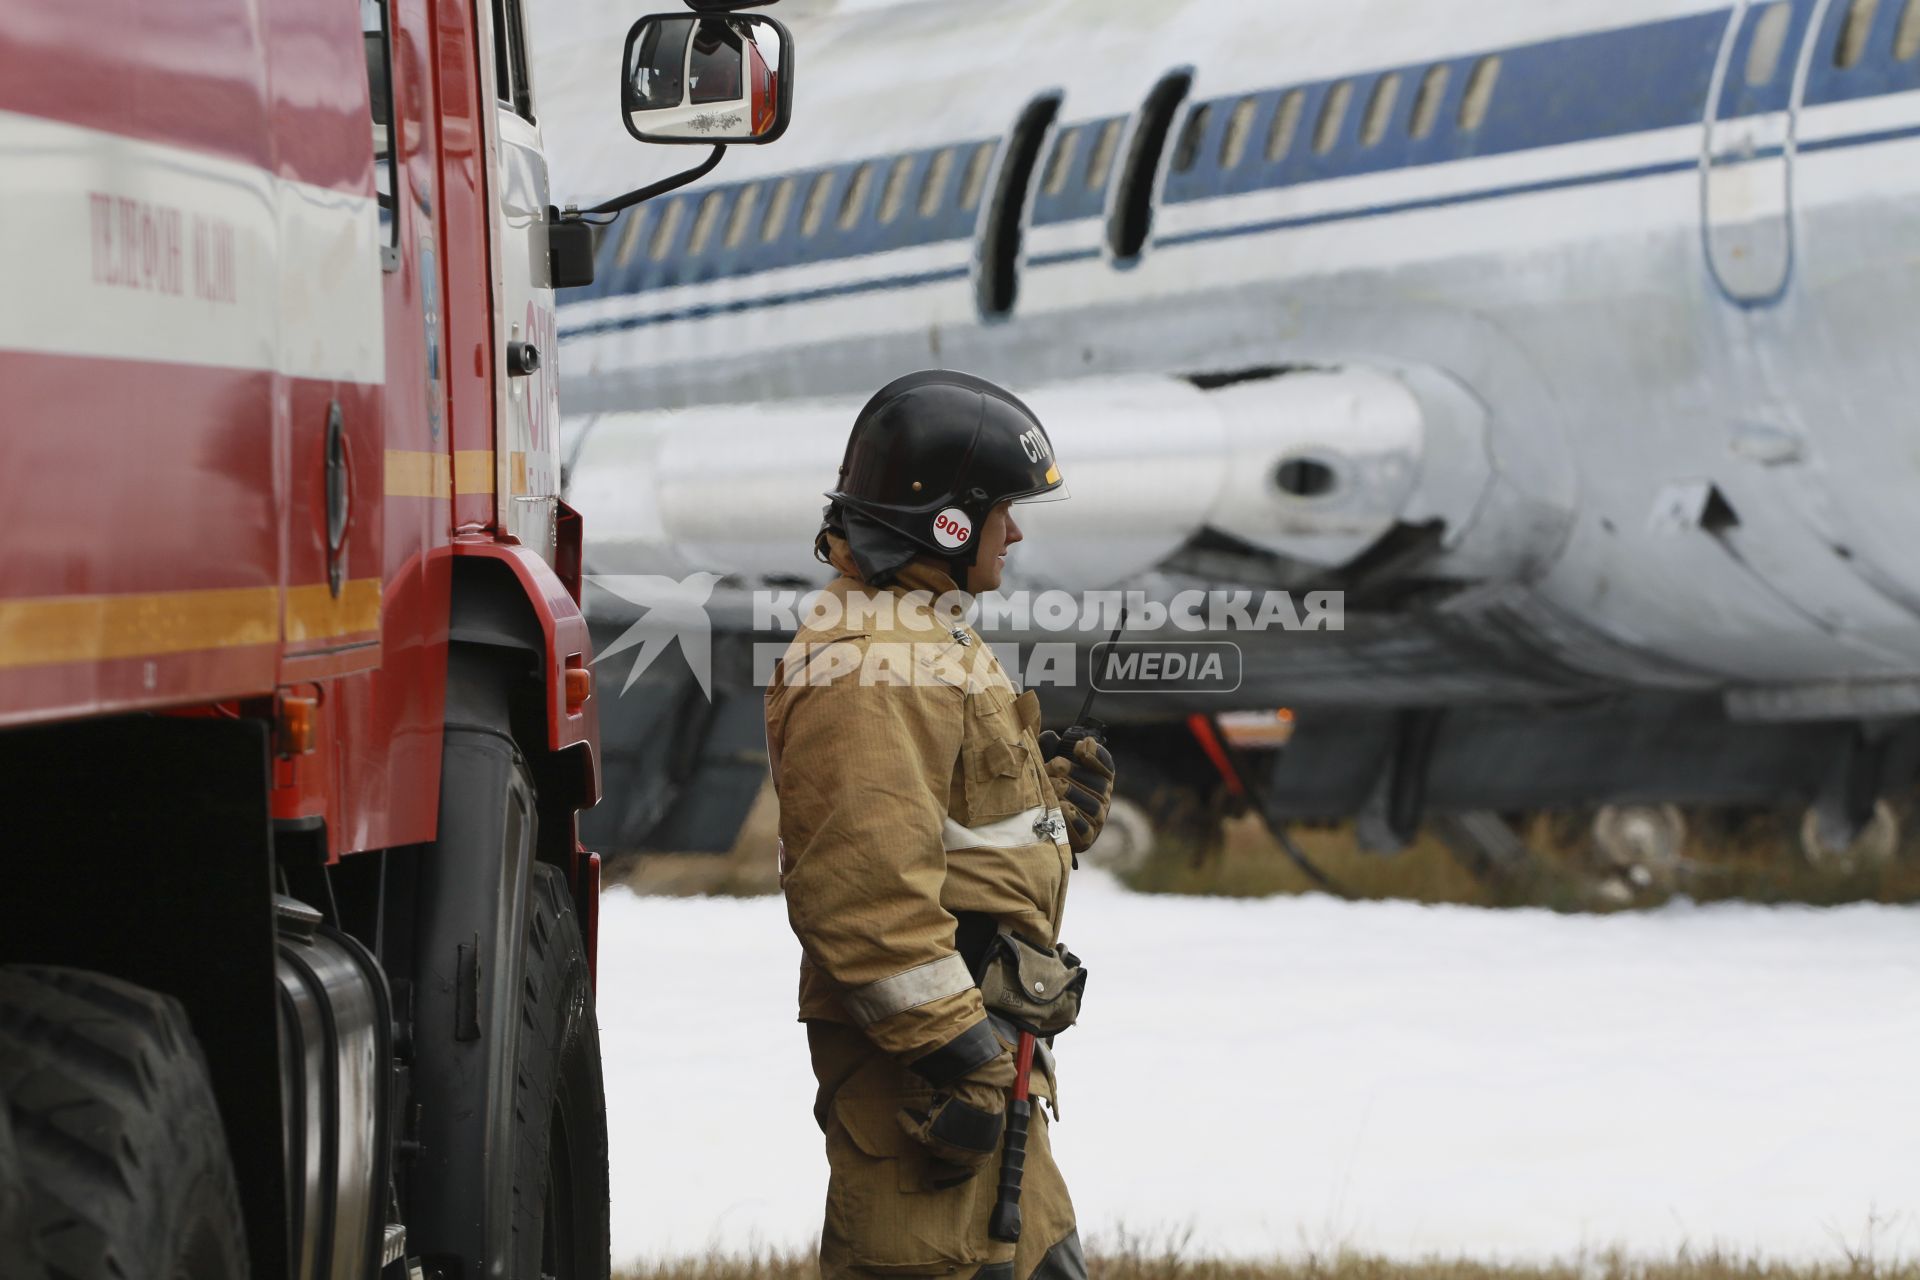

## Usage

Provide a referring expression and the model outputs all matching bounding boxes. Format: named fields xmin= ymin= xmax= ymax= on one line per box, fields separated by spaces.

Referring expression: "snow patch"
xmin=595 ymin=877 xmax=1920 ymax=1265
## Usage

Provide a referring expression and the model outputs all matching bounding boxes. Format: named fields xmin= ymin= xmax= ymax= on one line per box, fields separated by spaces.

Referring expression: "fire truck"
xmin=0 ymin=1 xmax=790 ymax=1277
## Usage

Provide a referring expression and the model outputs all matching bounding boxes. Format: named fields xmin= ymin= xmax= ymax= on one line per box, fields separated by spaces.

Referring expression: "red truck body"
xmin=0 ymin=0 xmax=596 ymax=854
xmin=0 ymin=0 xmax=626 ymax=1275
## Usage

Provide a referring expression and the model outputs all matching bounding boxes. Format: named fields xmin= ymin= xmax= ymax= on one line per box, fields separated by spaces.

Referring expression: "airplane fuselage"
xmin=556 ymin=0 xmax=1920 ymax=830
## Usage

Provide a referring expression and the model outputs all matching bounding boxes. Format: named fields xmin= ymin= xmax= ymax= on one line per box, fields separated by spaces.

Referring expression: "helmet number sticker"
xmin=932 ymin=508 xmax=973 ymax=549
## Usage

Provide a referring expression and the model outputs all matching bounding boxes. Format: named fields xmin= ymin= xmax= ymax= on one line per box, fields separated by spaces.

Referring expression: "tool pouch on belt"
xmin=976 ymin=930 xmax=1087 ymax=1038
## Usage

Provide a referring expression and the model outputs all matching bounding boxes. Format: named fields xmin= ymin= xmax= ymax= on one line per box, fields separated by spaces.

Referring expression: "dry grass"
xmin=1118 ymin=806 xmax=1920 ymax=911
xmin=603 ymin=780 xmax=1920 ymax=911
xmin=1118 ymin=813 xmax=1503 ymax=905
xmin=605 ymin=782 xmax=784 ymax=897
xmin=613 ymin=1242 xmax=1920 ymax=1280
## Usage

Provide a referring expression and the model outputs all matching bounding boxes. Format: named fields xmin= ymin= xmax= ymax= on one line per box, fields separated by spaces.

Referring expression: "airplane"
xmin=540 ymin=0 xmax=1920 ymax=882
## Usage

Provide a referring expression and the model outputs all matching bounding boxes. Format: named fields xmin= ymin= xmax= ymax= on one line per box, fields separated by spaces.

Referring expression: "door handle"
xmin=325 ymin=402 xmax=352 ymax=598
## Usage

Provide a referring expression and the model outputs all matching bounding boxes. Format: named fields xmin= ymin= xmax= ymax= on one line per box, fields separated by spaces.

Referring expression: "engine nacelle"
xmin=565 ymin=365 xmax=1559 ymax=593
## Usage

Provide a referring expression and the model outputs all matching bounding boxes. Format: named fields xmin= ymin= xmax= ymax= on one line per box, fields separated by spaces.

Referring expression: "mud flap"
xmin=404 ymin=717 xmax=538 ymax=1276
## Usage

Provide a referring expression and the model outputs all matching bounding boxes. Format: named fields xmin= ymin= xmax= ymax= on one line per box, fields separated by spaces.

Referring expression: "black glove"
xmin=896 ymin=1050 xmax=1015 ymax=1188
xmin=1038 ymin=730 xmax=1115 ymax=853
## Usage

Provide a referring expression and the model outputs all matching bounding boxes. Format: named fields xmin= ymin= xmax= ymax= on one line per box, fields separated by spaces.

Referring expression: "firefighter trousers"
xmin=808 ymin=1022 xmax=1085 ymax=1280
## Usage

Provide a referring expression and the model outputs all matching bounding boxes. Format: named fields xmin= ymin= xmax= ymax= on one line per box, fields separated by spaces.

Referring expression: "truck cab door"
xmin=490 ymin=0 xmax=560 ymax=562
xmin=1702 ymin=0 xmax=1828 ymax=304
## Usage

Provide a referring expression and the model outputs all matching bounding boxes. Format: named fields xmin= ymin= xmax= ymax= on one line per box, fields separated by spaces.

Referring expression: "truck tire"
xmin=412 ymin=645 xmax=609 ymax=1280
xmin=0 ymin=966 xmax=247 ymax=1280
xmin=512 ymin=863 xmax=611 ymax=1280
xmin=0 ymin=1070 xmax=41 ymax=1280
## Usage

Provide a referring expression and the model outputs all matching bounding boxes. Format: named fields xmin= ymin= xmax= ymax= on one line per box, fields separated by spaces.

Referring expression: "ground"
xmin=593 ymin=871 xmax=1920 ymax=1270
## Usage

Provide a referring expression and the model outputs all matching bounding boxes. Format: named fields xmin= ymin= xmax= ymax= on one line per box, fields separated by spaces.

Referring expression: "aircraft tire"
xmin=1591 ymin=803 xmax=1687 ymax=892
xmin=1080 ymin=795 xmax=1155 ymax=873
xmin=1799 ymin=799 xmax=1898 ymax=873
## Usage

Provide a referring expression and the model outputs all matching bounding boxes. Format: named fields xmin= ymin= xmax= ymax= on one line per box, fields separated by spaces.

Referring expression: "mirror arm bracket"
xmin=572 ymin=143 xmax=728 ymax=220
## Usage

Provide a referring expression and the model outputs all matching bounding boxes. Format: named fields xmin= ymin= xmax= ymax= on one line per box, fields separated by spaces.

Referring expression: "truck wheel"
xmin=512 ymin=863 xmax=611 ymax=1280
xmin=0 ymin=966 xmax=247 ymax=1280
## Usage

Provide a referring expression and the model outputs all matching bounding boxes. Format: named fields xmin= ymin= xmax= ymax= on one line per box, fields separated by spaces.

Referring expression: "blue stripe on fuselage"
xmin=1157 ymin=11 xmax=1723 ymax=209
xmin=561 ymin=0 xmax=1920 ymax=337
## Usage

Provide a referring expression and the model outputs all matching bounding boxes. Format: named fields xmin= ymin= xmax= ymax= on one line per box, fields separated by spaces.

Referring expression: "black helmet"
xmin=823 ymin=370 xmax=1066 ymax=584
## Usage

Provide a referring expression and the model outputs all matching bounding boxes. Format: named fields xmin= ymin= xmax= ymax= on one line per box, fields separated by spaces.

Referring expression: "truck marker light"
xmin=565 ymin=664 xmax=593 ymax=714
xmin=278 ymin=694 xmax=318 ymax=756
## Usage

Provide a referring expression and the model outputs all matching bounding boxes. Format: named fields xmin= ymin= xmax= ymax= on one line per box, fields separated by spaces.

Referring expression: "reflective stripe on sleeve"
xmin=841 ymin=953 xmax=975 ymax=1028
xmin=942 ymin=804 xmax=1062 ymax=851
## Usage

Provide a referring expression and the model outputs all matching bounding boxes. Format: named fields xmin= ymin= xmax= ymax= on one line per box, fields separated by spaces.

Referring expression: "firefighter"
xmin=765 ymin=370 xmax=1116 ymax=1280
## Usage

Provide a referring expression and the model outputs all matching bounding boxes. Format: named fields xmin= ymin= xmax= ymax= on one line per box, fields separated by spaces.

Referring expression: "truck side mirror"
xmin=621 ymin=13 xmax=793 ymax=145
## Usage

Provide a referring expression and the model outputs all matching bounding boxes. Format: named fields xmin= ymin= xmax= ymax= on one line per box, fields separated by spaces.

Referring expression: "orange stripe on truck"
xmin=0 ymin=586 xmax=280 ymax=669
xmin=0 ymin=579 xmax=383 ymax=669
xmin=385 ymin=450 xmax=453 ymax=498
xmin=453 ymin=449 xmax=495 ymax=494
xmin=284 ymin=579 xmax=382 ymax=642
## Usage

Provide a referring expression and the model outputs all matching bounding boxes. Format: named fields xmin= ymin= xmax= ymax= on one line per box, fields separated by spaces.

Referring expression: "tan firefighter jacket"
xmin=765 ymin=533 xmax=1073 ymax=1086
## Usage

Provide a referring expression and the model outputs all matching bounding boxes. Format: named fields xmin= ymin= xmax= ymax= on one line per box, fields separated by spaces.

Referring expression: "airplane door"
xmin=1702 ymin=0 xmax=1830 ymax=303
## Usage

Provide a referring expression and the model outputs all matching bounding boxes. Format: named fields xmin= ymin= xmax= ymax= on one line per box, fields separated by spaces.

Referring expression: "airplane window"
xmin=686 ymin=190 xmax=725 ymax=255
xmin=878 ymin=155 xmax=913 ymax=224
xmin=1362 ymin=73 xmax=1401 ymax=147
xmin=918 ymin=147 xmax=956 ymax=216
xmin=800 ymin=171 xmax=834 ymax=238
xmin=1265 ymin=88 xmax=1305 ymax=161
xmin=1899 ymin=0 xmax=1920 ymax=58
xmin=647 ymin=198 xmax=684 ymax=261
xmin=724 ymin=183 xmax=759 ymax=248
xmin=614 ymin=207 xmax=647 ymax=267
xmin=1746 ymin=3 xmax=1793 ymax=84
xmin=1409 ymin=65 xmax=1449 ymax=139
xmin=1313 ymin=81 xmax=1352 ymax=154
xmin=1042 ymin=127 xmax=1080 ymax=196
xmin=1085 ymin=119 xmax=1122 ymax=189
xmin=761 ymin=176 xmax=795 ymax=242
xmin=838 ymin=163 xmax=874 ymax=231
xmin=1459 ymin=56 xmax=1501 ymax=130
xmin=1172 ymin=102 xmax=1211 ymax=172
xmin=1220 ymin=96 xmax=1258 ymax=169
xmin=959 ymin=142 xmax=995 ymax=211
xmin=1835 ymin=0 xmax=1879 ymax=66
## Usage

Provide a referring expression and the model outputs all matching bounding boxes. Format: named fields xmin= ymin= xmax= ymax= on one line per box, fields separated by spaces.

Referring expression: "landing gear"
xmin=1080 ymin=795 xmax=1155 ymax=874
xmin=1592 ymin=804 xmax=1688 ymax=895
xmin=1103 ymin=722 xmax=1234 ymax=867
xmin=1799 ymin=799 xmax=1899 ymax=872
xmin=1431 ymin=811 xmax=1540 ymax=888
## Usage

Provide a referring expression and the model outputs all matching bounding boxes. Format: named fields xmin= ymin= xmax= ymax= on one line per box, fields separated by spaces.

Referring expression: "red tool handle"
xmin=1011 ymin=1029 xmax=1035 ymax=1102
